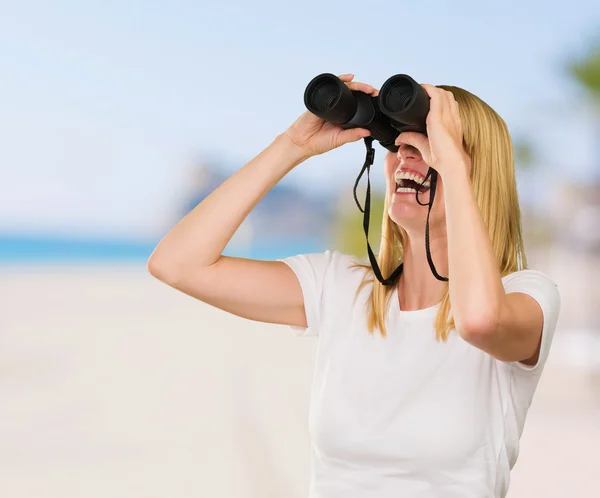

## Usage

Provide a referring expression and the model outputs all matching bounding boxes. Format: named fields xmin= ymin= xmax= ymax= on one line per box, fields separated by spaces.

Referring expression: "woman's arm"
xmin=147 ymin=134 xmax=310 ymax=326
xmin=397 ymin=85 xmax=546 ymax=364
xmin=149 ymin=134 xmax=304 ymax=274
xmin=443 ymin=169 xmax=548 ymax=364
xmin=147 ymin=73 xmax=378 ymax=327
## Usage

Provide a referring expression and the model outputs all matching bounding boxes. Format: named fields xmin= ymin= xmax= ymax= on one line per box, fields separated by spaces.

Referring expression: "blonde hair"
xmin=351 ymin=85 xmax=528 ymax=341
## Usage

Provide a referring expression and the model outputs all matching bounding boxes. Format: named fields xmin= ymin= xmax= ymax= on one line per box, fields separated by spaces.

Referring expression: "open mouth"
xmin=395 ymin=178 xmax=431 ymax=194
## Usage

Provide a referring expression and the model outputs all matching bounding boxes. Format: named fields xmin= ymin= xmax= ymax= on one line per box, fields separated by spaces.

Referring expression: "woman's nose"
xmin=397 ymin=145 xmax=420 ymax=162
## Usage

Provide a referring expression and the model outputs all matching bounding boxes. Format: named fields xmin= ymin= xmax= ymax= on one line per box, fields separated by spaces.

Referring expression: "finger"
xmin=421 ymin=83 xmax=439 ymax=98
xmin=451 ymin=96 xmax=459 ymax=114
xmin=443 ymin=90 xmax=456 ymax=120
xmin=421 ymin=84 xmax=443 ymax=121
xmin=451 ymin=99 xmax=462 ymax=134
xmin=346 ymin=81 xmax=379 ymax=96
xmin=394 ymin=131 xmax=429 ymax=150
xmin=394 ymin=132 xmax=432 ymax=164
xmin=339 ymin=127 xmax=371 ymax=143
xmin=337 ymin=73 xmax=354 ymax=82
xmin=441 ymin=93 xmax=462 ymax=135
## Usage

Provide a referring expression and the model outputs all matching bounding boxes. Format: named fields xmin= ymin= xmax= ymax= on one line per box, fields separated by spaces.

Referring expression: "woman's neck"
xmin=398 ymin=233 xmax=448 ymax=311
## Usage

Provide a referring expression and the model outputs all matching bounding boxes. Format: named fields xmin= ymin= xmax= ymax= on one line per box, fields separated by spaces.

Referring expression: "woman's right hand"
xmin=282 ymin=74 xmax=379 ymax=159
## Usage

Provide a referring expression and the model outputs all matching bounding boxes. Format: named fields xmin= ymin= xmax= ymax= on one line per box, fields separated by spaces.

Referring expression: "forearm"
xmin=441 ymin=166 xmax=506 ymax=336
xmin=149 ymin=134 xmax=307 ymax=272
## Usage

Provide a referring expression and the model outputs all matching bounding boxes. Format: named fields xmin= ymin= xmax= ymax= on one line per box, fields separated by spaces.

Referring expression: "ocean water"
xmin=0 ymin=234 xmax=326 ymax=264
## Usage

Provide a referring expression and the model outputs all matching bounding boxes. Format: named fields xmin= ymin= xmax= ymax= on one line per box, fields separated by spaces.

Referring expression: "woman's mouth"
xmin=394 ymin=173 xmax=431 ymax=195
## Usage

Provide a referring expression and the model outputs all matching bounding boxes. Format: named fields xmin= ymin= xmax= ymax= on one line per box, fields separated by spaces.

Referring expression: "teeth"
xmin=396 ymin=187 xmax=427 ymax=193
xmin=394 ymin=171 xmax=430 ymax=187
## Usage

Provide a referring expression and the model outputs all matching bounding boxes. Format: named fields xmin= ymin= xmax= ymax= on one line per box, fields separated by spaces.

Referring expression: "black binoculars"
xmin=303 ymin=72 xmax=449 ymax=283
xmin=303 ymin=73 xmax=430 ymax=153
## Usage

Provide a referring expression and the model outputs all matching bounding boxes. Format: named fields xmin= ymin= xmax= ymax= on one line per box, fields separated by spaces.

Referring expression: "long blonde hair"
xmin=351 ymin=85 xmax=528 ymax=341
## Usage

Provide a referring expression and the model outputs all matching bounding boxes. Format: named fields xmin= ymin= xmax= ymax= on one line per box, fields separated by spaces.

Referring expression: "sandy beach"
xmin=1 ymin=263 xmax=598 ymax=497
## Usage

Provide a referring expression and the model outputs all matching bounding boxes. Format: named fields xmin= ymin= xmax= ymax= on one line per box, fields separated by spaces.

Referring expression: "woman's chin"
xmin=389 ymin=192 xmax=428 ymax=215
xmin=388 ymin=206 xmax=425 ymax=227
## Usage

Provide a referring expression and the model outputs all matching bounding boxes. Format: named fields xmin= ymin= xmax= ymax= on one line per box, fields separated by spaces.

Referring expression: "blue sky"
xmin=1 ymin=0 xmax=599 ymax=238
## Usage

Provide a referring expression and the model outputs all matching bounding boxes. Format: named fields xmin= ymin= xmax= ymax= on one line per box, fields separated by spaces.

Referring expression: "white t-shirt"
xmin=278 ymin=249 xmax=561 ymax=498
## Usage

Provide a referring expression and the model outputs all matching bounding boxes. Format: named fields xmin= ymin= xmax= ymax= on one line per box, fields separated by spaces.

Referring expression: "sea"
xmin=0 ymin=234 xmax=325 ymax=265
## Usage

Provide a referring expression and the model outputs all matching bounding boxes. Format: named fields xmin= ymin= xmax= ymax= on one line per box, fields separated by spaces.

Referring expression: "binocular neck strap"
xmin=352 ymin=137 xmax=448 ymax=286
xmin=416 ymin=166 xmax=449 ymax=282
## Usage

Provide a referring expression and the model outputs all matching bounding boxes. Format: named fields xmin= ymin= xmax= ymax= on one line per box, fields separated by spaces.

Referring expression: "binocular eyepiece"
xmin=303 ymin=73 xmax=430 ymax=152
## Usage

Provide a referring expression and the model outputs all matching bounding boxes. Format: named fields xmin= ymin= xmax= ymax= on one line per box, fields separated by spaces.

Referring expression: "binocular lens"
xmin=311 ymin=80 xmax=340 ymax=113
xmin=304 ymin=73 xmax=357 ymax=124
xmin=378 ymin=74 xmax=429 ymax=130
xmin=382 ymin=79 xmax=414 ymax=114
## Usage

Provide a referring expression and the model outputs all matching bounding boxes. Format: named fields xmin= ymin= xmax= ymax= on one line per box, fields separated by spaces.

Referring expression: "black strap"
xmin=416 ymin=168 xmax=448 ymax=281
xmin=353 ymin=138 xmax=402 ymax=286
xmin=352 ymin=138 xmax=448 ymax=285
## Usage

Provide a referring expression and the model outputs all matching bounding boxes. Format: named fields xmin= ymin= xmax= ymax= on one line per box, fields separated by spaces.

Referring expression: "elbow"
xmin=147 ymin=254 xmax=168 ymax=281
xmin=147 ymin=254 xmax=162 ymax=279
xmin=457 ymin=312 xmax=500 ymax=342
xmin=147 ymin=252 xmax=183 ymax=287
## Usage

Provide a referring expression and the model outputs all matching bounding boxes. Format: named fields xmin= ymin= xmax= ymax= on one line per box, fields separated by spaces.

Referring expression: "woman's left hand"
xmin=394 ymin=84 xmax=471 ymax=179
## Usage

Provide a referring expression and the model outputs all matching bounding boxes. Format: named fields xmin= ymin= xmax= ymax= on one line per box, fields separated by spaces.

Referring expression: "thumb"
xmin=339 ymin=127 xmax=371 ymax=144
xmin=395 ymin=132 xmax=433 ymax=165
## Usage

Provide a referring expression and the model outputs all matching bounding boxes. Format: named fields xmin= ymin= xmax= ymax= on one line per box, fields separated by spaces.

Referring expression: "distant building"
xmin=182 ymin=162 xmax=338 ymax=253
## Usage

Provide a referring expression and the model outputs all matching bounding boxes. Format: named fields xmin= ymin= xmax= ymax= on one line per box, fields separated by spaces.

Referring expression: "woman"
xmin=148 ymin=74 xmax=561 ymax=497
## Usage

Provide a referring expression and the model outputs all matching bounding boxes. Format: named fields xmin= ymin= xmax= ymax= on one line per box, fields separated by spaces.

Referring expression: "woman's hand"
xmin=394 ymin=85 xmax=471 ymax=179
xmin=283 ymin=74 xmax=378 ymax=159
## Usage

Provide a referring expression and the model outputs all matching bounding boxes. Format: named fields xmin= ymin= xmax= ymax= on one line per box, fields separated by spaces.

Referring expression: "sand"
xmin=0 ymin=264 xmax=598 ymax=497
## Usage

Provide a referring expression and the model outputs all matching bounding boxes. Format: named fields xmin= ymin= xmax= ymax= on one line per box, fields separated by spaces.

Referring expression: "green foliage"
xmin=333 ymin=190 xmax=386 ymax=258
xmin=568 ymin=37 xmax=600 ymax=99
xmin=514 ymin=139 xmax=535 ymax=171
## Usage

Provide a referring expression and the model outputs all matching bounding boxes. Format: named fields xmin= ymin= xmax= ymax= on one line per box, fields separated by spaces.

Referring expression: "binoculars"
xmin=303 ymin=73 xmax=429 ymax=152
xmin=303 ymin=72 xmax=449 ymax=283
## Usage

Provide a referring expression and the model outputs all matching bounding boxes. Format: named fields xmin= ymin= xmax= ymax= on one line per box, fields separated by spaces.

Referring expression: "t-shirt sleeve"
xmin=276 ymin=249 xmax=338 ymax=338
xmin=501 ymin=269 xmax=561 ymax=376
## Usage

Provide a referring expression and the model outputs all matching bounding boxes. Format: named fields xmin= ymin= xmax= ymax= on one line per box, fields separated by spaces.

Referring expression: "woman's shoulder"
xmin=279 ymin=249 xmax=369 ymax=271
xmin=324 ymin=249 xmax=371 ymax=269
xmin=277 ymin=249 xmax=372 ymax=289
xmin=500 ymin=267 xmax=561 ymax=313
xmin=501 ymin=267 xmax=559 ymax=290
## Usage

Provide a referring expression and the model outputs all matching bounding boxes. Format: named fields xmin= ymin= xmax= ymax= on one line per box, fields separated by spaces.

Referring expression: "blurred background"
xmin=1 ymin=1 xmax=599 ymax=496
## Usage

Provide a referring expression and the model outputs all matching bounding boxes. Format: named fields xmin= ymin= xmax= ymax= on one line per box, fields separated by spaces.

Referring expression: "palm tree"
xmin=568 ymin=36 xmax=600 ymax=179
xmin=568 ymin=38 xmax=600 ymax=101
